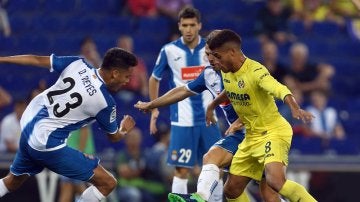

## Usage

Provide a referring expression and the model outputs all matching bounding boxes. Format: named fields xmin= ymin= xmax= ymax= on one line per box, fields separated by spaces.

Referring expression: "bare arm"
xmin=148 ymin=76 xmax=161 ymax=134
xmin=0 ymin=55 xmax=51 ymax=69
xmin=134 ymin=86 xmax=195 ymax=111
xmin=107 ymin=115 xmax=136 ymax=142
xmin=284 ymin=94 xmax=314 ymax=123
xmin=206 ymin=90 xmax=229 ymax=126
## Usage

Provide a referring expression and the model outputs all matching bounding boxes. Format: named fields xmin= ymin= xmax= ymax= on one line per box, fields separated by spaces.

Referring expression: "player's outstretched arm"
xmin=107 ymin=115 xmax=136 ymax=142
xmin=134 ymin=86 xmax=195 ymax=112
xmin=206 ymin=90 xmax=229 ymax=126
xmin=284 ymin=94 xmax=314 ymax=123
xmin=0 ymin=55 xmax=51 ymax=69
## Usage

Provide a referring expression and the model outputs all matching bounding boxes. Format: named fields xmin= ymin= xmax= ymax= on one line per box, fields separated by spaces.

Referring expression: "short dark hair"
xmin=101 ymin=47 xmax=138 ymax=70
xmin=205 ymin=29 xmax=222 ymax=44
xmin=178 ymin=6 xmax=201 ymax=22
xmin=208 ymin=29 xmax=242 ymax=50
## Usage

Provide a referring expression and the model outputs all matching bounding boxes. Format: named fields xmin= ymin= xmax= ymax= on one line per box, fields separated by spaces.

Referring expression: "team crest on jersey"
xmin=110 ymin=106 xmax=116 ymax=123
xmin=171 ymin=150 xmax=178 ymax=161
xmin=238 ymin=80 xmax=245 ymax=88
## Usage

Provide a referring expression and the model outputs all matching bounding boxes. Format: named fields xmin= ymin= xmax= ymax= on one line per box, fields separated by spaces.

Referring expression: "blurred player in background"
xmin=0 ymin=47 xmax=137 ymax=202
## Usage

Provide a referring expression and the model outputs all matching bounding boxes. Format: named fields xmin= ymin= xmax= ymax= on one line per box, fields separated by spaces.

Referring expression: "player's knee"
xmin=265 ymin=174 xmax=284 ymax=192
xmin=202 ymin=151 xmax=212 ymax=164
xmin=224 ymin=181 xmax=242 ymax=199
xmin=106 ymin=175 xmax=117 ymax=191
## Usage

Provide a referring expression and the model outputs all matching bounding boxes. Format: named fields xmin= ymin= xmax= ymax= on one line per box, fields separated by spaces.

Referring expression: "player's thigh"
xmin=167 ymin=126 xmax=199 ymax=167
xmin=40 ymin=146 xmax=99 ymax=181
xmin=229 ymin=138 xmax=264 ymax=181
xmin=263 ymin=125 xmax=292 ymax=166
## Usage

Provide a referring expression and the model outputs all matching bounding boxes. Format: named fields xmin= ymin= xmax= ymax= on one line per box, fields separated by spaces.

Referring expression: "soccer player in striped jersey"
xmin=0 ymin=48 xmax=137 ymax=202
xmin=207 ymin=29 xmax=316 ymax=202
xmin=148 ymin=6 xmax=222 ymax=196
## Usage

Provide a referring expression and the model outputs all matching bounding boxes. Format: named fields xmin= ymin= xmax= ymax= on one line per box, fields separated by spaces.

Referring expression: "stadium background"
xmin=0 ymin=0 xmax=359 ymax=201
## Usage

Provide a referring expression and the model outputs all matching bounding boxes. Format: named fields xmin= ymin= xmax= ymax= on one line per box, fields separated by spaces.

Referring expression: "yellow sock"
xmin=279 ymin=180 xmax=317 ymax=202
xmin=226 ymin=191 xmax=250 ymax=202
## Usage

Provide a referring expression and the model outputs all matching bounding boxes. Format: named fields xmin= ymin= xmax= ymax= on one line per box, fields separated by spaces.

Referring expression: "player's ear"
xmin=111 ymin=69 xmax=120 ymax=79
xmin=198 ymin=22 xmax=202 ymax=31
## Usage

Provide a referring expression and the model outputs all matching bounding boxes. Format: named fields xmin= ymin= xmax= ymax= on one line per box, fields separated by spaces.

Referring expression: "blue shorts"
xmin=167 ymin=124 xmax=221 ymax=167
xmin=10 ymin=135 xmax=99 ymax=181
xmin=214 ymin=129 xmax=245 ymax=155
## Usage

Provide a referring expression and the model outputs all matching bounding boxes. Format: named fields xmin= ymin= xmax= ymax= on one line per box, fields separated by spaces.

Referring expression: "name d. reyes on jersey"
xmin=78 ymin=68 xmax=97 ymax=96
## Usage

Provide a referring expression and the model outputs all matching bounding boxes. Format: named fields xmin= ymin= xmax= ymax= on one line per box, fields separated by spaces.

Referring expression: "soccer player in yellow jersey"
xmin=206 ymin=29 xmax=317 ymax=202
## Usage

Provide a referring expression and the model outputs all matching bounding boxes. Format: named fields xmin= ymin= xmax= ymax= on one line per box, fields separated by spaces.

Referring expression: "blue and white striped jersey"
xmin=152 ymin=37 xmax=214 ymax=126
xmin=186 ymin=66 xmax=239 ymax=125
xmin=20 ymin=54 xmax=118 ymax=151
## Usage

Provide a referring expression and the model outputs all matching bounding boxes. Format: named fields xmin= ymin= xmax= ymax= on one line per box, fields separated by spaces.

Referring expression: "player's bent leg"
xmin=265 ymin=162 xmax=316 ymax=202
xmin=224 ymin=173 xmax=251 ymax=200
xmin=1 ymin=173 xmax=29 ymax=195
xmin=203 ymin=145 xmax=233 ymax=168
xmin=259 ymin=178 xmax=281 ymax=202
xmin=87 ymin=165 xmax=117 ymax=196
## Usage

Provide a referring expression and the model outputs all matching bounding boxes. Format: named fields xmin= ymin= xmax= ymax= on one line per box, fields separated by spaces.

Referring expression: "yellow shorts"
xmin=229 ymin=123 xmax=293 ymax=181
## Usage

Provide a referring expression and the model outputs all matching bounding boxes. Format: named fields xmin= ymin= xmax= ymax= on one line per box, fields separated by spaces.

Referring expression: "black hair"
xmin=178 ymin=6 xmax=201 ymax=22
xmin=101 ymin=47 xmax=138 ymax=70
xmin=208 ymin=29 xmax=242 ymax=50
xmin=205 ymin=29 xmax=222 ymax=44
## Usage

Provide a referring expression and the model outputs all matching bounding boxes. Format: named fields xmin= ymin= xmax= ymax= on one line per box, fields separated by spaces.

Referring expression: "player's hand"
xmin=119 ymin=115 xmax=136 ymax=133
xmin=134 ymin=101 xmax=152 ymax=113
xmin=225 ymin=120 xmax=244 ymax=135
xmin=291 ymin=108 xmax=314 ymax=124
xmin=150 ymin=108 xmax=159 ymax=135
xmin=206 ymin=104 xmax=217 ymax=126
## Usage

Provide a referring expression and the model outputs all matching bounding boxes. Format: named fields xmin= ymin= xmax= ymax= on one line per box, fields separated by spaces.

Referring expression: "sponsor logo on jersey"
xmin=181 ymin=66 xmax=205 ymax=81
xmin=174 ymin=56 xmax=181 ymax=61
xmin=238 ymin=80 xmax=245 ymax=88
xmin=110 ymin=106 xmax=116 ymax=123
xmin=226 ymin=91 xmax=250 ymax=101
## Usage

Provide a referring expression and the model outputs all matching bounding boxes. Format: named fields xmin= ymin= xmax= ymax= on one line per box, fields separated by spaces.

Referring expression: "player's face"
xmin=178 ymin=18 xmax=201 ymax=44
xmin=210 ymin=47 xmax=232 ymax=73
xmin=107 ymin=67 xmax=133 ymax=92
xmin=205 ymin=45 xmax=222 ymax=71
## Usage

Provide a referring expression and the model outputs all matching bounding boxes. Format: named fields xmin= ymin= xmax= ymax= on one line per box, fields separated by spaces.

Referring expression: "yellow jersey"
xmin=221 ymin=58 xmax=291 ymax=134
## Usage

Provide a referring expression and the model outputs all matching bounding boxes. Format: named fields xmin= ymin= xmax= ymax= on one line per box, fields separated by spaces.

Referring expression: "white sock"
xmin=197 ymin=164 xmax=220 ymax=200
xmin=208 ymin=178 xmax=223 ymax=202
xmin=0 ymin=179 xmax=9 ymax=197
xmin=172 ymin=176 xmax=188 ymax=194
xmin=78 ymin=185 xmax=105 ymax=202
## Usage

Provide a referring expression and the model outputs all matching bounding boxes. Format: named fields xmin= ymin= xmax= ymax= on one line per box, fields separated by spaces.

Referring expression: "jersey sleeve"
xmin=95 ymin=105 xmax=119 ymax=134
xmin=186 ymin=70 xmax=207 ymax=94
xmin=253 ymin=66 xmax=292 ymax=101
xmin=151 ymin=47 xmax=168 ymax=80
xmin=50 ymin=54 xmax=83 ymax=73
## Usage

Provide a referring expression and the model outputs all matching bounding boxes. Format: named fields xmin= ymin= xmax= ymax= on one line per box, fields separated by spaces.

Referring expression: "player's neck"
xmin=185 ymin=36 xmax=199 ymax=50
xmin=233 ymin=54 xmax=246 ymax=72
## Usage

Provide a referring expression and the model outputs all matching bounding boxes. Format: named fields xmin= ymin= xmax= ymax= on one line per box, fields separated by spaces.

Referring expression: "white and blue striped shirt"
xmin=20 ymin=55 xmax=118 ymax=151
xmin=152 ymin=36 xmax=214 ymax=126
